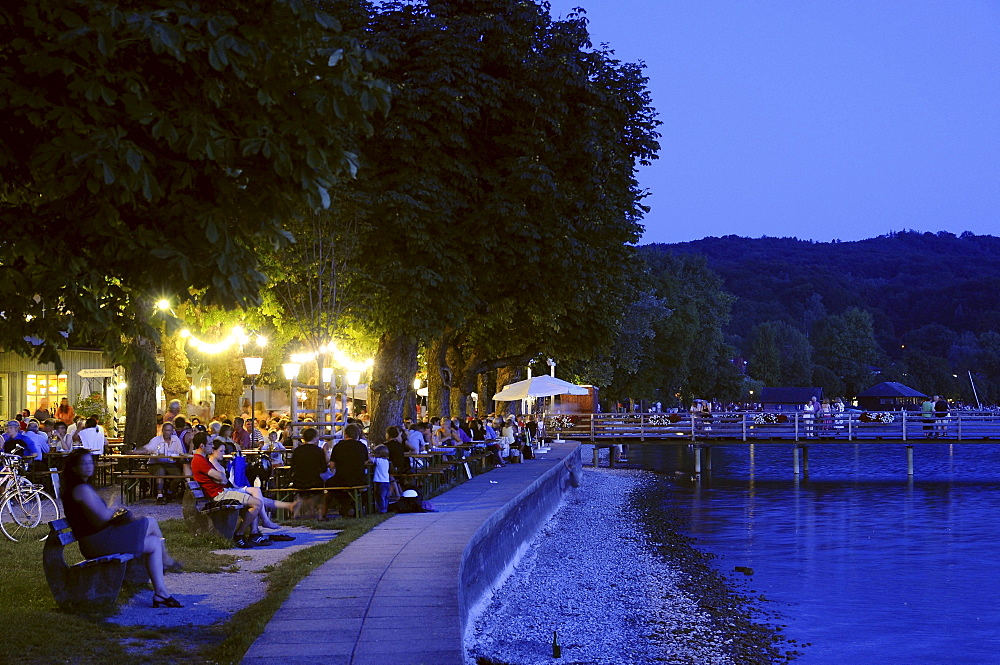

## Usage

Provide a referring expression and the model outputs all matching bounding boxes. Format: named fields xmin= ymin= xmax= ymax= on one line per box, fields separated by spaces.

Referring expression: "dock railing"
xmin=558 ymin=411 xmax=1000 ymax=442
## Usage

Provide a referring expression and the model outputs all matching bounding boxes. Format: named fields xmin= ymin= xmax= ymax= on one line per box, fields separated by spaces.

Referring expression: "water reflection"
xmin=633 ymin=443 xmax=1000 ymax=664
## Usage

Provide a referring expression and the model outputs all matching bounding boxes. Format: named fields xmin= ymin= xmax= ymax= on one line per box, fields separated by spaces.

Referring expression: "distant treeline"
xmin=634 ymin=231 xmax=1000 ymax=405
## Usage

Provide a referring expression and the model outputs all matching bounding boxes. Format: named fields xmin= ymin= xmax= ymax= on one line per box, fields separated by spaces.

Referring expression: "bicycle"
xmin=0 ymin=450 xmax=61 ymax=542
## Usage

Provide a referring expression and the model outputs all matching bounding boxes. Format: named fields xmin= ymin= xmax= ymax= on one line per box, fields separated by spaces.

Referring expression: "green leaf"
xmin=125 ymin=147 xmax=142 ymax=172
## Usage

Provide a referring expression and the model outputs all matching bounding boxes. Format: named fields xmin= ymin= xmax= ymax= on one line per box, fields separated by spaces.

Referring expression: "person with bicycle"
xmin=61 ymin=448 xmax=184 ymax=608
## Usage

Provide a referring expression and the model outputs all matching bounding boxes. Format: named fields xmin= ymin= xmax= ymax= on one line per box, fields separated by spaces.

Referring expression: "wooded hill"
xmin=643 ymin=231 xmax=1000 ymax=402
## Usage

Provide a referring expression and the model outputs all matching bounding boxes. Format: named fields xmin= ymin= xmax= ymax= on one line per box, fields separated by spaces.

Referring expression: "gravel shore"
xmin=467 ymin=467 xmax=792 ymax=665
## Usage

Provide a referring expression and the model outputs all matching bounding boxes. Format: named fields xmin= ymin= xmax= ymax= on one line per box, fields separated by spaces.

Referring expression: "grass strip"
xmin=0 ymin=514 xmax=388 ymax=664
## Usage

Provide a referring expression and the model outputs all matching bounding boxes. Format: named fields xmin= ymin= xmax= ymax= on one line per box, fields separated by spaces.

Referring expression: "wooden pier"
xmin=564 ymin=411 xmax=1000 ymax=477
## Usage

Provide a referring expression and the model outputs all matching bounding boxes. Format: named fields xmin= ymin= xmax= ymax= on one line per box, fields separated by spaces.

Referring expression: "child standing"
xmin=372 ymin=445 xmax=391 ymax=514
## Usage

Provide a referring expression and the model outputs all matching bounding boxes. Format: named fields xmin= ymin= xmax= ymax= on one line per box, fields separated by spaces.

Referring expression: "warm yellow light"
xmin=180 ymin=329 xmax=191 ymax=338
xmin=346 ymin=370 xmax=361 ymax=387
xmin=282 ymin=363 xmax=301 ymax=381
xmin=155 ymin=299 xmax=170 ymax=311
xmin=206 ymin=385 xmax=212 ymax=392
xmin=413 ymin=378 xmax=422 ymax=390
xmin=256 ymin=335 xmax=268 ymax=347
xmin=118 ymin=382 xmax=127 ymax=390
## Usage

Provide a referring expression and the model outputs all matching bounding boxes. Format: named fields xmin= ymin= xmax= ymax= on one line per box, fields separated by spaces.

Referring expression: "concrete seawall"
xmin=242 ymin=441 xmax=583 ymax=665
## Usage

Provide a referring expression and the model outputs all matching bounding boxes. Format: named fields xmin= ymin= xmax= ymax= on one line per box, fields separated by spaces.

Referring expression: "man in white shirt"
xmin=75 ymin=417 xmax=107 ymax=455
xmin=141 ymin=422 xmax=185 ymax=504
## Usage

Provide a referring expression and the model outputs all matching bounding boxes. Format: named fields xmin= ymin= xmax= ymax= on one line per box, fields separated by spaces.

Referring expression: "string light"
xmin=288 ymin=344 xmax=373 ymax=372
xmin=181 ymin=326 xmax=264 ymax=354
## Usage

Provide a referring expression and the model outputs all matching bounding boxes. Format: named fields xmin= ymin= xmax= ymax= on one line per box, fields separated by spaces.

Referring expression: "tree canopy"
xmin=0 ymin=0 xmax=389 ymax=368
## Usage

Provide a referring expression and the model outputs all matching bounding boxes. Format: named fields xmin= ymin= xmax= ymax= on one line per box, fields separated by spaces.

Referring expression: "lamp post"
xmin=243 ymin=356 xmax=263 ymax=443
xmin=282 ymin=363 xmax=301 ymax=424
xmin=413 ymin=378 xmax=422 ymax=421
xmin=346 ymin=370 xmax=361 ymax=417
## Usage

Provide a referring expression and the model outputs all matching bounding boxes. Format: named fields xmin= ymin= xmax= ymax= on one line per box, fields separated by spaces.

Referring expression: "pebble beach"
xmin=467 ymin=466 xmax=792 ymax=665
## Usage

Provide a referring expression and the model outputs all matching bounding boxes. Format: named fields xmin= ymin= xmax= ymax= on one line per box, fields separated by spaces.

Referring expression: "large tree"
xmin=748 ymin=320 xmax=813 ymax=387
xmin=342 ymin=0 xmax=659 ymax=440
xmin=0 ymin=0 xmax=389 ymax=369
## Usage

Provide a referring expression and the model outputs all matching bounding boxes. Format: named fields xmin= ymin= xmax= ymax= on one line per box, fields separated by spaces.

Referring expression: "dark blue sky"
xmin=547 ymin=1 xmax=1000 ymax=244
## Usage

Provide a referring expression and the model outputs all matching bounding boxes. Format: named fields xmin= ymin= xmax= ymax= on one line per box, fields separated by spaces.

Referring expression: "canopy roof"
xmin=492 ymin=375 xmax=589 ymax=401
xmin=857 ymin=381 xmax=928 ymax=398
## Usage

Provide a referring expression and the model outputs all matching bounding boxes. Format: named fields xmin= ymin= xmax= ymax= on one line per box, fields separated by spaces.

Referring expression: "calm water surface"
xmin=633 ymin=442 xmax=1000 ymax=664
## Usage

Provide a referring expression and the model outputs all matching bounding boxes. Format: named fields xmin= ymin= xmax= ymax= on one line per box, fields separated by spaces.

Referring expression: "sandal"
xmin=152 ymin=594 xmax=183 ymax=608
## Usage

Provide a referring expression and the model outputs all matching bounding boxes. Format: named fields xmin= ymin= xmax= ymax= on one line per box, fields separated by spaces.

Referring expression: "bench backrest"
xmin=187 ymin=480 xmax=208 ymax=502
xmin=48 ymin=519 xmax=76 ymax=547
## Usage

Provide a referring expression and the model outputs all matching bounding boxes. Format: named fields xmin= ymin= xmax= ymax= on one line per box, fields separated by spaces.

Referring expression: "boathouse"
xmin=856 ymin=381 xmax=927 ymax=411
xmin=759 ymin=387 xmax=823 ymax=411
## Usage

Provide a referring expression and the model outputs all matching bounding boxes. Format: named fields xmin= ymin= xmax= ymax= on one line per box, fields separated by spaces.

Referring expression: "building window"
xmin=26 ymin=374 xmax=68 ymax=414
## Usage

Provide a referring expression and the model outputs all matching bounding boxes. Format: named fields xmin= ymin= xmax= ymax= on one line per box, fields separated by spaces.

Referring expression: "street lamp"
xmin=282 ymin=362 xmax=301 ymax=423
xmin=346 ymin=370 xmax=361 ymax=417
xmin=243 ymin=355 xmax=263 ymax=444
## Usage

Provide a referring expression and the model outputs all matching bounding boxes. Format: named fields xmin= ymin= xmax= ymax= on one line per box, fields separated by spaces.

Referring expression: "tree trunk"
xmin=369 ymin=332 xmax=418 ymax=447
xmin=477 ymin=371 xmax=495 ymax=418
xmin=495 ymin=365 xmax=524 ymax=417
xmin=208 ymin=350 xmax=245 ymax=421
xmin=426 ymin=336 xmax=451 ymax=419
xmin=124 ymin=336 xmax=158 ymax=451
xmin=161 ymin=328 xmax=190 ymax=407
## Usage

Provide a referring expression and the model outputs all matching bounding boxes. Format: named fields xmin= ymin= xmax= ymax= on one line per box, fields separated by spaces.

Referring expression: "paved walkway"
xmin=242 ymin=442 xmax=581 ymax=665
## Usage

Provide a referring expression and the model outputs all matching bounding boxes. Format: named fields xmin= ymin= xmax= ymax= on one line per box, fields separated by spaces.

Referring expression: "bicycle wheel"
xmin=0 ymin=489 xmax=60 ymax=542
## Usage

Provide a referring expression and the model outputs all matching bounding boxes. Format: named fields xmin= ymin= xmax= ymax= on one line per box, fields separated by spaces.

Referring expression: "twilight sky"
xmin=546 ymin=1 xmax=1000 ymax=245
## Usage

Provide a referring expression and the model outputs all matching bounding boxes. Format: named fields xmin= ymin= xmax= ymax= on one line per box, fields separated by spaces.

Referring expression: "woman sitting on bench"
xmin=61 ymin=449 xmax=183 ymax=608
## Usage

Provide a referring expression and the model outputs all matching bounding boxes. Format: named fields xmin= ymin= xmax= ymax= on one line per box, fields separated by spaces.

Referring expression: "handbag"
xmin=109 ymin=507 xmax=136 ymax=526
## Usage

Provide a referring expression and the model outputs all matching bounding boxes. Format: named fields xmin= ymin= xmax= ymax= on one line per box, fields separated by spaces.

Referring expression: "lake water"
xmin=631 ymin=442 xmax=1000 ymax=664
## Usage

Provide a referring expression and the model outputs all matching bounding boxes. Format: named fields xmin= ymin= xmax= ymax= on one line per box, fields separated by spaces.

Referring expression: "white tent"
xmin=492 ymin=375 xmax=588 ymax=401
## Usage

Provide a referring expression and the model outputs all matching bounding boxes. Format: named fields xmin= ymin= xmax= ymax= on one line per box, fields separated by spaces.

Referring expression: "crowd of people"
xmin=8 ymin=394 xmax=551 ymax=609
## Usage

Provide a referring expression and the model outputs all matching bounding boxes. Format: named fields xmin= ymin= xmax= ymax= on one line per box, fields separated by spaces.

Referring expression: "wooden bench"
xmin=43 ymin=519 xmax=147 ymax=611
xmin=118 ymin=473 xmax=194 ymax=504
xmin=180 ymin=481 xmax=242 ymax=540
xmin=265 ymin=484 xmax=370 ymax=519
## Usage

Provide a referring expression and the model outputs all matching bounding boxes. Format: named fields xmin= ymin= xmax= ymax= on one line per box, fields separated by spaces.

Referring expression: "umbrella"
xmin=492 ymin=375 xmax=588 ymax=402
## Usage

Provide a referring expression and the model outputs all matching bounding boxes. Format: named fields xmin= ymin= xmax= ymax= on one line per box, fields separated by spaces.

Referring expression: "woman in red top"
xmin=55 ymin=397 xmax=75 ymax=426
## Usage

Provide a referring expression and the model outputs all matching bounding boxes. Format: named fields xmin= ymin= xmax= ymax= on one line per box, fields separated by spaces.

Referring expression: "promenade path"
xmin=242 ymin=441 xmax=582 ymax=665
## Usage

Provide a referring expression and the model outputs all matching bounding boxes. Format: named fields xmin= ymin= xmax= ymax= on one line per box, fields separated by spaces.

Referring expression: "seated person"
xmin=61 ymin=448 xmax=183 ymax=608
xmin=75 ymin=417 xmax=107 ymax=455
xmin=213 ymin=424 xmax=238 ymax=454
xmin=260 ymin=429 xmax=287 ymax=467
xmin=141 ymin=422 xmax=185 ymax=504
xmin=190 ymin=433 xmax=296 ymax=547
xmin=384 ymin=426 xmax=409 ymax=475
xmin=290 ymin=427 xmax=328 ymax=518
xmin=325 ymin=423 xmax=370 ymax=518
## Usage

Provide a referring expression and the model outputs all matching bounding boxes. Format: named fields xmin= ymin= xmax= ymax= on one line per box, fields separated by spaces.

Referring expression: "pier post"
xmin=793 ymin=445 xmax=800 ymax=475
xmin=705 ymin=446 xmax=712 ymax=472
xmin=593 ymin=445 xmax=599 ymax=468
xmin=801 ymin=445 xmax=809 ymax=474
xmin=902 ymin=412 xmax=907 ymax=441
xmin=742 ymin=414 xmax=747 ymax=442
xmin=694 ymin=445 xmax=702 ymax=474
xmin=640 ymin=415 xmax=645 ymax=442
xmin=906 ymin=445 xmax=914 ymax=476
xmin=794 ymin=414 xmax=800 ymax=442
